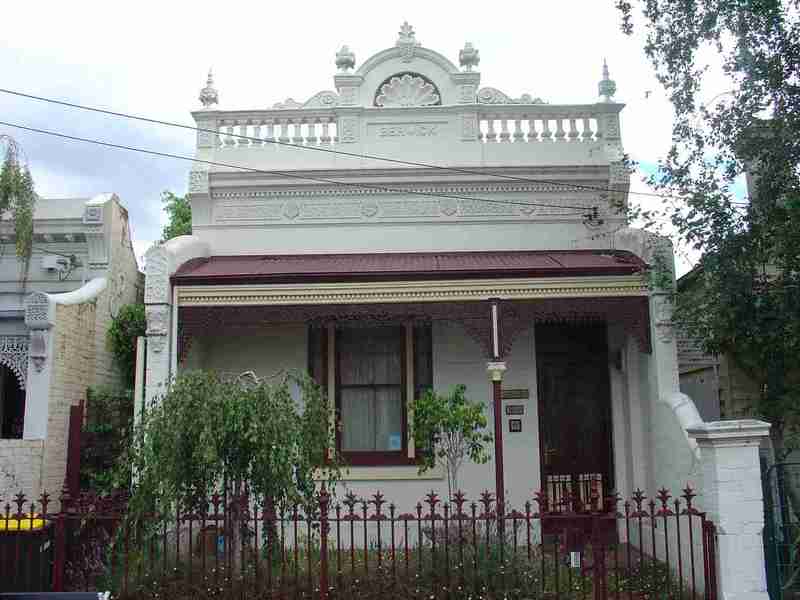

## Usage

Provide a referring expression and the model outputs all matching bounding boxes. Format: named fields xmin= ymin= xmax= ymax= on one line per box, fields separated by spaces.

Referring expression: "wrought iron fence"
xmin=763 ymin=461 xmax=800 ymax=599
xmin=0 ymin=486 xmax=716 ymax=600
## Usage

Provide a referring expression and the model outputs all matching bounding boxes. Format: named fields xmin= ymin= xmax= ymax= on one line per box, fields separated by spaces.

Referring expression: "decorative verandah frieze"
xmin=177 ymin=296 xmax=651 ymax=363
xmin=0 ymin=335 xmax=28 ymax=388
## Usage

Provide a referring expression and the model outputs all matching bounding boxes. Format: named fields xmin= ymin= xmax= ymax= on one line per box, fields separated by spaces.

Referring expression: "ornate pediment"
xmin=374 ymin=73 xmax=441 ymax=108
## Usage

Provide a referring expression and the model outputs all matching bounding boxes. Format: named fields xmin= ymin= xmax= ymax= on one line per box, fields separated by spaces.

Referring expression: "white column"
xmin=687 ymin=419 xmax=771 ymax=600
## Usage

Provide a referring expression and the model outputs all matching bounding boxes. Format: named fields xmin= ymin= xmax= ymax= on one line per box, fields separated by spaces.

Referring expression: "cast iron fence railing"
xmin=763 ymin=461 xmax=800 ymax=599
xmin=0 ymin=486 xmax=717 ymax=600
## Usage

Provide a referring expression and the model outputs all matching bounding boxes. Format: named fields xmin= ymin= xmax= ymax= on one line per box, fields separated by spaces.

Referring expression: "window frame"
xmin=334 ymin=325 xmax=412 ymax=466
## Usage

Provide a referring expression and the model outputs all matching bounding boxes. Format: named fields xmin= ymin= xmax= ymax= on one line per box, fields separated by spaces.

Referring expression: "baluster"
xmin=306 ymin=118 xmax=318 ymax=145
xmin=486 ymin=117 xmax=497 ymax=142
xmin=320 ymin=118 xmax=331 ymax=144
xmin=513 ymin=117 xmax=524 ymax=142
xmin=278 ymin=119 xmax=290 ymax=143
xmin=291 ymin=118 xmax=304 ymax=145
xmin=582 ymin=117 xmax=593 ymax=141
xmin=478 ymin=116 xmax=486 ymax=142
xmin=238 ymin=120 xmax=250 ymax=147
xmin=252 ymin=121 xmax=262 ymax=146
xmin=499 ymin=117 xmax=510 ymax=142
xmin=331 ymin=118 xmax=339 ymax=143
xmin=554 ymin=117 xmax=566 ymax=142
xmin=568 ymin=118 xmax=579 ymax=141
xmin=527 ymin=117 xmax=538 ymax=142
xmin=265 ymin=119 xmax=275 ymax=144
xmin=540 ymin=118 xmax=552 ymax=142
xmin=223 ymin=122 xmax=236 ymax=147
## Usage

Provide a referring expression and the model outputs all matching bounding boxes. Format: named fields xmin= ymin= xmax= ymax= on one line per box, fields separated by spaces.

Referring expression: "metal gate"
xmin=763 ymin=461 xmax=800 ymax=599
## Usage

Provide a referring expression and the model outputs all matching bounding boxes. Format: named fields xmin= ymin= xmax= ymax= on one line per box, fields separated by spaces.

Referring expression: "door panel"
xmin=536 ymin=323 xmax=613 ymax=514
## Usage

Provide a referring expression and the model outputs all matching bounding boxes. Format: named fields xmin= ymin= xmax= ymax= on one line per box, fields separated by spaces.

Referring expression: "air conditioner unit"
xmin=41 ymin=255 xmax=68 ymax=272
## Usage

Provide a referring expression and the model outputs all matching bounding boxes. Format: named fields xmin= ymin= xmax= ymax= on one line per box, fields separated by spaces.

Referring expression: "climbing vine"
xmin=107 ymin=303 xmax=146 ymax=387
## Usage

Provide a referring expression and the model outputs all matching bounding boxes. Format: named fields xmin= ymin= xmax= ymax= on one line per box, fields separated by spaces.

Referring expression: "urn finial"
xmin=459 ymin=42 xmax=480 ymax=72
xmin=335 ymin=45 xmax=356 ymax=72
xmin=598 ymin=58 xmax=617 ymax=102
xmin=199 ymin=69 xmax=219 ymax=109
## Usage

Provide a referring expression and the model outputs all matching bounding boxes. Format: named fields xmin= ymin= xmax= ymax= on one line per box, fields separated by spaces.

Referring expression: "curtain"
xmin=339 ymin=327 xmax=403 ymax=452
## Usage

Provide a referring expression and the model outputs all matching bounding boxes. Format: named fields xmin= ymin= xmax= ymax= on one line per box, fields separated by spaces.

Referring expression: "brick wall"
xmin=92 ymin=200 xmax=143 ymax=390
xmin=0 ymin=439 xmax=44 ymax=501
xmin=40 ymin=301 xmax=96 ymax=499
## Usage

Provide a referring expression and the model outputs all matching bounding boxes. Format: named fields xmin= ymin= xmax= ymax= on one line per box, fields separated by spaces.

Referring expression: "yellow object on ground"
xmin=0 ymin=514 xmax=47 ymax=531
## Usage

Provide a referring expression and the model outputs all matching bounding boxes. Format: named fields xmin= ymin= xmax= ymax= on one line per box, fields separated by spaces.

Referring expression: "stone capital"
xmin=486 ymin=361 xmax=507 ymax=381
xmin=687 ymin=419 xmax=771 ymax=448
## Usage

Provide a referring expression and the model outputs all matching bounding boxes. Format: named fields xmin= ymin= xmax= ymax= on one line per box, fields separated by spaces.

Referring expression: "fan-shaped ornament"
xmin=375 ymin=74 xmax=441 ymax=108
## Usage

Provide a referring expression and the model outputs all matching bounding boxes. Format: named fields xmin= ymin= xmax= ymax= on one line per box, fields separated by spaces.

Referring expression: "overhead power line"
xmin=0 ymin=120 xmax=600 ymax=214
xmin=1 ymin=87 xmax=679 ymax=202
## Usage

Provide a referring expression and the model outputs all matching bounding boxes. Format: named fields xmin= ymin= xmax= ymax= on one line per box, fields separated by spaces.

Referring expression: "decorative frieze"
xmin=210 ymin=193 xmax=603 ymax=225
xmin=25 ymin=293 xmax=53 ymax=329
xmin=0 ymin=336 xmax=28 ymax=388
xmin=144 ymin=246 xmax=170 ymax=305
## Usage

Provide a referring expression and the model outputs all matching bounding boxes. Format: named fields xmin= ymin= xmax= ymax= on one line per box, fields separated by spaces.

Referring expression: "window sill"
xmin=315 ymin=464 xmax=444 ymax=482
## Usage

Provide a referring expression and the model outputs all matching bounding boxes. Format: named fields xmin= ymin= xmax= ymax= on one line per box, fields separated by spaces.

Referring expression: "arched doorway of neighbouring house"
xmin=0 ymin=364 xmax=24 ymax=439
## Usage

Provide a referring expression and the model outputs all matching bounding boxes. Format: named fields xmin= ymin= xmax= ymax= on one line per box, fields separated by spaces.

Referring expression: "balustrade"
xmin=477 ymin=110 xmax=602 ymax=143
xmin=202 ymin=105 xmax=612 ymax=149
xmin=214 ymin=113 xmax=340 ymax=148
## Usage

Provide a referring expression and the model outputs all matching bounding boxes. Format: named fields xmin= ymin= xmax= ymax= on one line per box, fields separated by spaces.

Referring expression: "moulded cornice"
xmin=176 ymin=275 xmax=648 ymax=307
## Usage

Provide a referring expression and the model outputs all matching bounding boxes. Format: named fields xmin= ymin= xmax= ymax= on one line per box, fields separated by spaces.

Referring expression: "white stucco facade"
xmin=142 ymin=24 xmax=770 ymax=595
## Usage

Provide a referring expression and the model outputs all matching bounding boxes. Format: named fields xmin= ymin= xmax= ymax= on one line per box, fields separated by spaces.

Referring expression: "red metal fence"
xmin=0 ymin=486 xmax=716 ymax=600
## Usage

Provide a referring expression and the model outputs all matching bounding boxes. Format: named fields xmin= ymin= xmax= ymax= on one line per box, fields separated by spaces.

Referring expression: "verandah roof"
xmin=172 ymin=250 xmax=647 ymax=285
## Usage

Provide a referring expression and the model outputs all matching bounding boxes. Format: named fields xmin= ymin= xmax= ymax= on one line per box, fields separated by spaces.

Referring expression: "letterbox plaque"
xmin=508 ymin=419 xmax=522 ymax=433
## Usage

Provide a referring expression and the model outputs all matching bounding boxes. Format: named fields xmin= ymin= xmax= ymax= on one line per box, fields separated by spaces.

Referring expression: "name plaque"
xmin=502 ymin=388 xmax=529 ymax=400
xmin=505 ymin=405 xmax=525 ymax=416
xmin=368 ymin=121 xmax=446 ymax=139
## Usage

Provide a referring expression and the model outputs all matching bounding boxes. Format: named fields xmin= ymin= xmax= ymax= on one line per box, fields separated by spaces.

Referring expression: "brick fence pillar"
xmin=687 ymin=419 xmax=771 ymax=600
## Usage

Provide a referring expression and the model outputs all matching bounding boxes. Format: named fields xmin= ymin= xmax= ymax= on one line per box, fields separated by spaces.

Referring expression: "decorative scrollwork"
xmin=0 ymin=336 xmax=28 ymax=388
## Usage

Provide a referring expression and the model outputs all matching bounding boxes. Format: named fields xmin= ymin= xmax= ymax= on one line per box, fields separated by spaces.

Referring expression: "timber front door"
xmin=536 ymin=323 xmax=614 ymax=515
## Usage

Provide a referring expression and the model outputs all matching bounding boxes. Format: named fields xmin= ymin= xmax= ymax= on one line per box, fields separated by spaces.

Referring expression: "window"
xmin=338 ymin=326 xmax=405 ymax=463
xmin=308 ymin=322 xmax=433 ymax=466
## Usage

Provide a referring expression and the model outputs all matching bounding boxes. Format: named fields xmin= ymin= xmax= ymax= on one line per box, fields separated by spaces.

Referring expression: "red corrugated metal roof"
xmin=171 ymin=250 xmax=646 ymax=285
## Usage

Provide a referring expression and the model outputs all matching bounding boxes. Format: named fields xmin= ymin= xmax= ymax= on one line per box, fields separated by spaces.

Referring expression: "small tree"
xmin=121 ymin=369 xmax=339 ymax=567
xmin=412 ymin=385 xmax=493 ymax=499
xmin=0 ymin=136 xmax=36 ymax=275
xmin=160 ymin=191 xmax=191 ymax=241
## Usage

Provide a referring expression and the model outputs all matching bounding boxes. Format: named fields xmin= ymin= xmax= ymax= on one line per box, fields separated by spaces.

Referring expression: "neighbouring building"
xmin=0 ymin=193 xmax=142 ymax=500
xmin=142 ymin=24 xmax=772 ymax=597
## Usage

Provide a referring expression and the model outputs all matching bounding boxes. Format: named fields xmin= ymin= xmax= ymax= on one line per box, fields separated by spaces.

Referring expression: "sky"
xmin=0 ymin=0 xmax=734 ymax=275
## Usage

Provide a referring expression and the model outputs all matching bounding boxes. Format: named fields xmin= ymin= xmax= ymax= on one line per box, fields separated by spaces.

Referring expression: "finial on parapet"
xmin=199 ymin=69 xmax=219 ymax=109
xmin=335 ymin=45 xmax=356 ymax=72
xmin=459 ymin=42 xmax=480 ymax=72
xmin=599 ymin=58 xmax=617 ymax=102
xmin=397 ymin=21 xmax=420 ymax=46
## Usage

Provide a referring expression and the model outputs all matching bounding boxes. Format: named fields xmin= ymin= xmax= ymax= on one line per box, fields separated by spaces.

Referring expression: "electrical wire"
xmin=0 ymin=88 xmax=751 ymax=207
xmin=0 ymin=119 xmax=601 ymax=213
xmin=0 ymin=87 xmax=653 ymax=201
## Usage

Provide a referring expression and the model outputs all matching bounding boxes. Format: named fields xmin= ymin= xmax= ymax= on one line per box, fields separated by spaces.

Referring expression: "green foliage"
xmin=617 ymin=0 xmax=800 ymax=453
xmin=411 ymin=385 xmax=492 ymax=497
xmin=107 ymin=303 xmax=146 ymax=387
xmin=0 ymin=136 xmax=36 ymax=263
xmin=80 ymin=387 xmax=133 ymax=493
xmin=120 ymin=370 xmax=340 ymax=524
xmin=160 ymin=191 xmax=191 ymax=241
